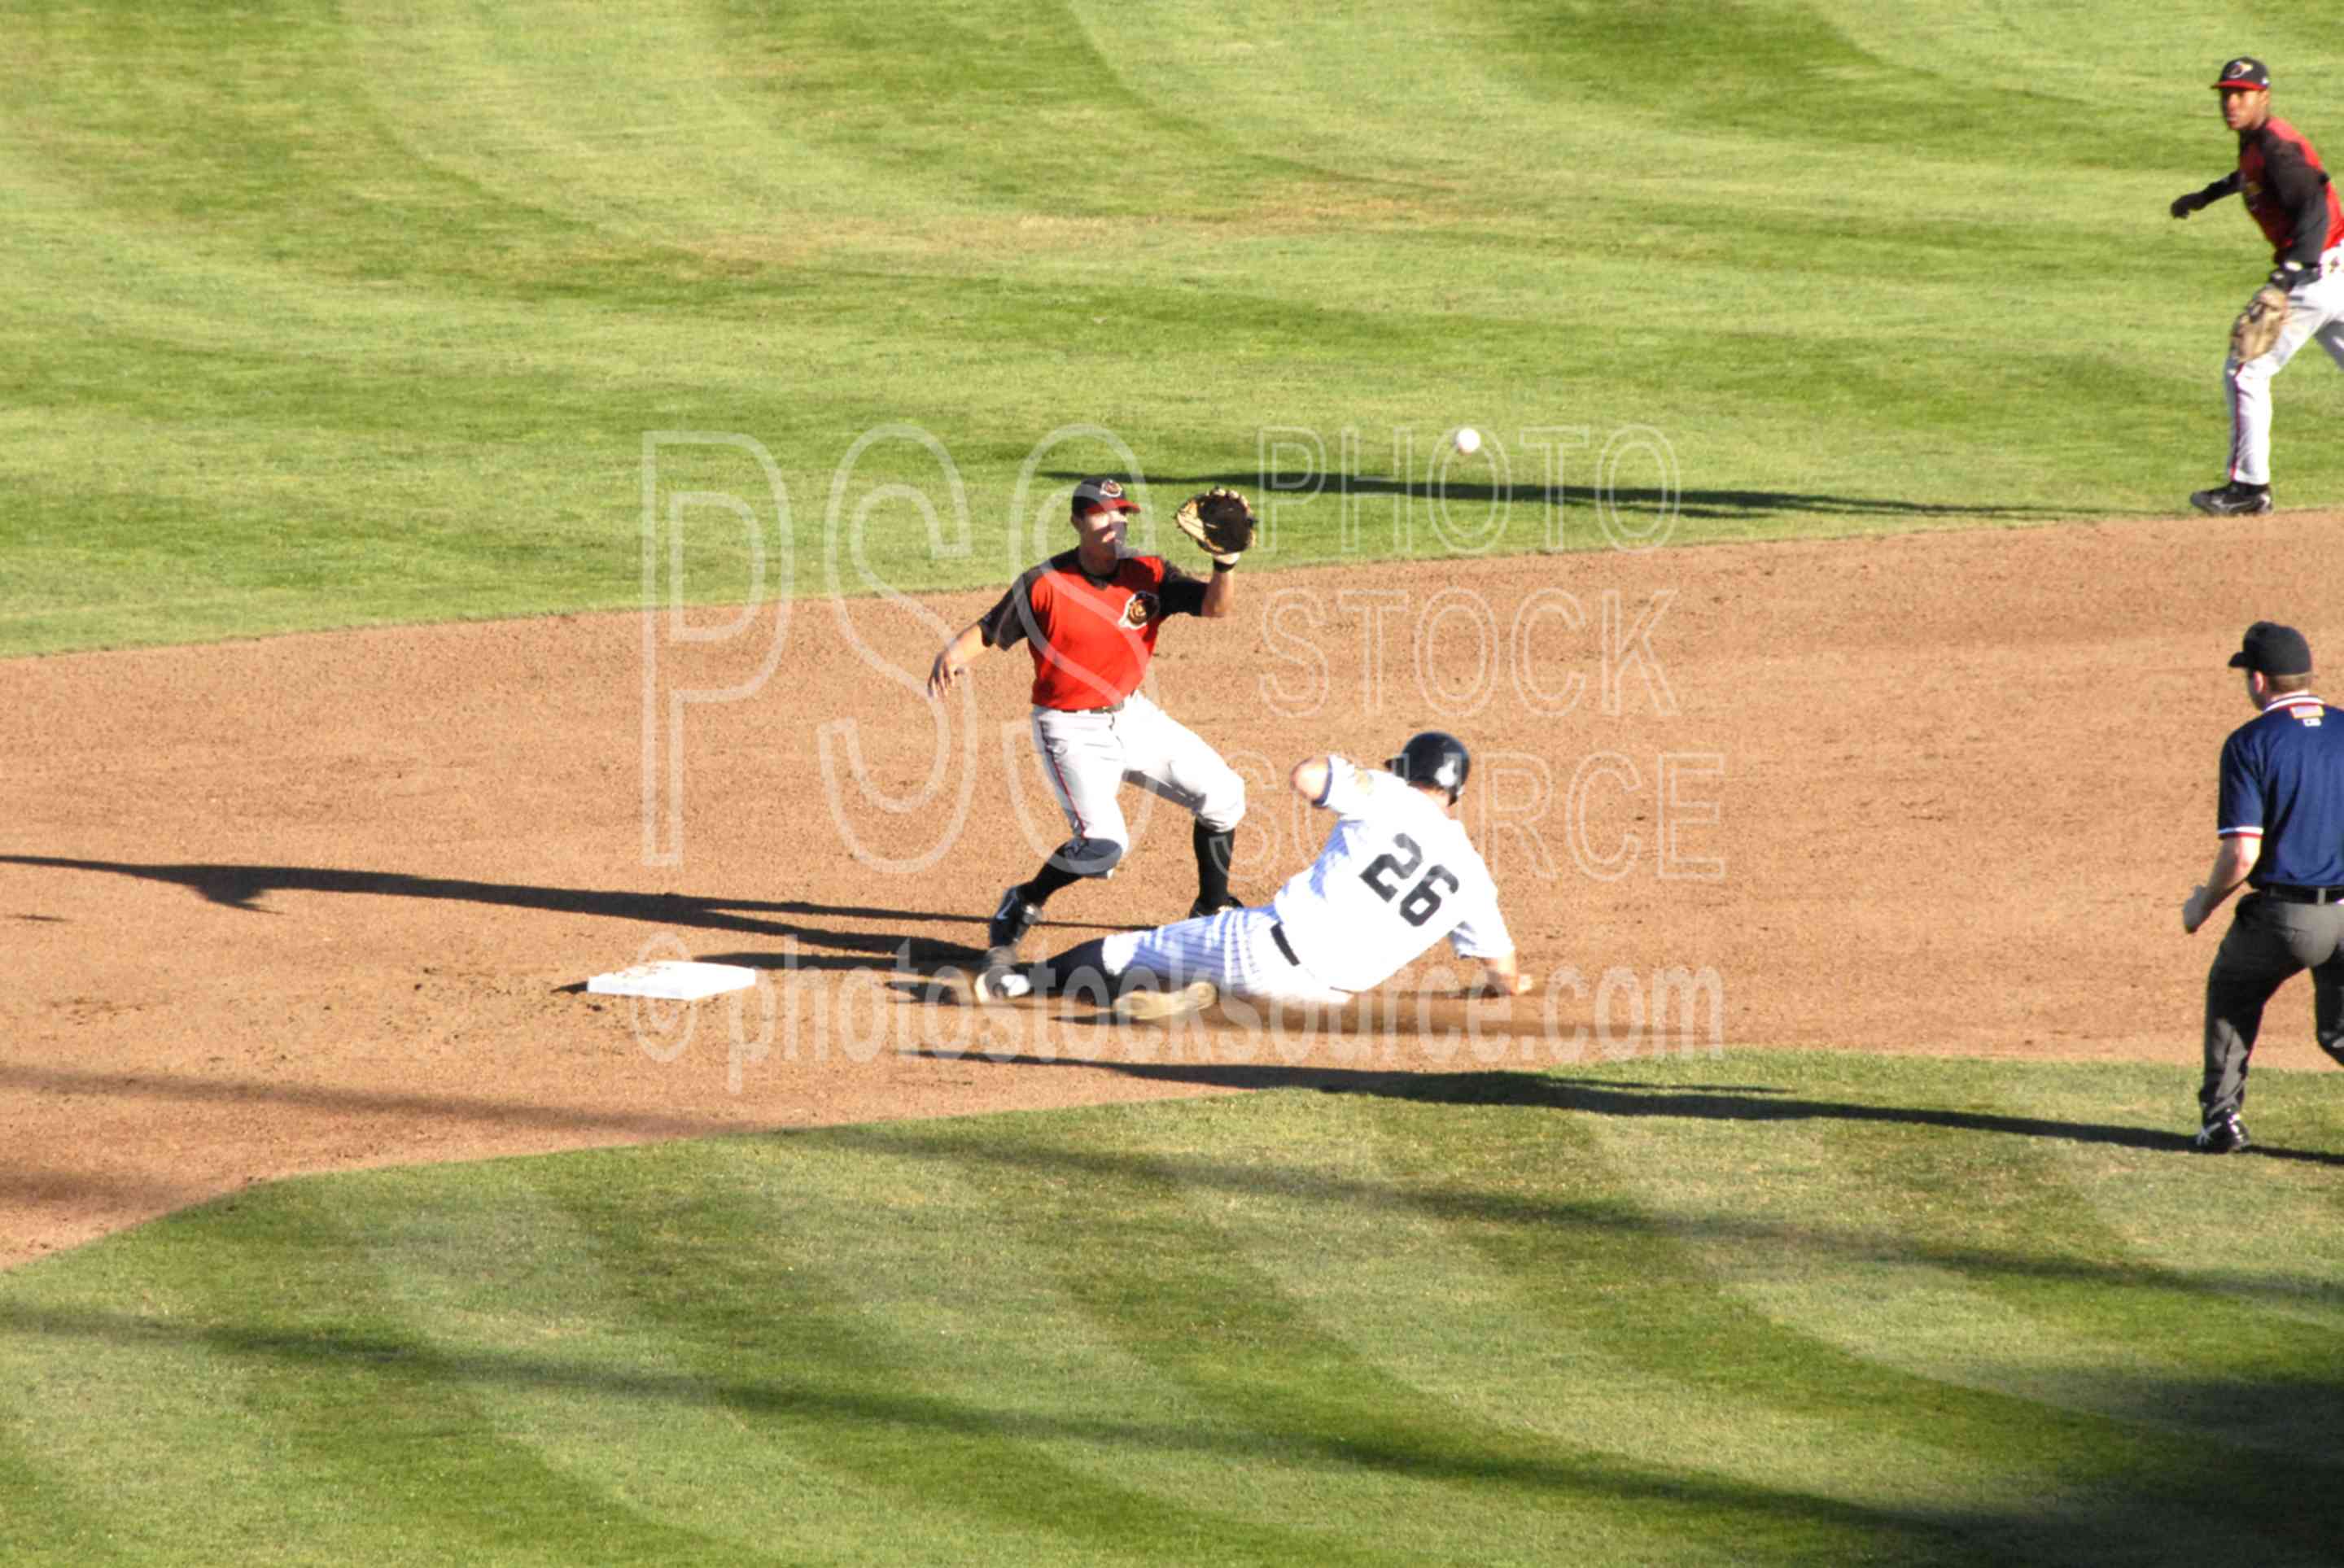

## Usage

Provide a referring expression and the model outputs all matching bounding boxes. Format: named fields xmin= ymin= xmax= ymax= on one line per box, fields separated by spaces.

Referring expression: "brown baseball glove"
xmin=1172 ymin=487 xmax=1255 ymax=565
xmin=2232 ymin=284 xmax=2291 ymax=364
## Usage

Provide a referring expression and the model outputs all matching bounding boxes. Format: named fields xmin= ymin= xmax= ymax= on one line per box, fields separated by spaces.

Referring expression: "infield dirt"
xmin=6 ymin=514 xmax=2338 ymax=1268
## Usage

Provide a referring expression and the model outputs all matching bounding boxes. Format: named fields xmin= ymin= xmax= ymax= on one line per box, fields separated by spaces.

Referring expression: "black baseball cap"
xmin=2213 ymin=57 xmax=2272 ymax=90
xmin=1071 ymin=475 xmax=1139 ymax=515
xmin=2228 ymin=621 xmax=2312 ymax=675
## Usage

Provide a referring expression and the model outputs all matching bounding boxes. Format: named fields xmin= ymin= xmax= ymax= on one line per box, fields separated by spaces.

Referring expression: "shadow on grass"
xmin=852 ymin=1077 xmax=2342 ymax=1311
xmin=905 ymin=1048 xmax=2344 ymax=1169
xmin=0 ymin=854 xmax=991 ymax=973
xmin=0 ymin=1298 xmax=2334 ymax=1562
xmin=1052 ymin=470 xmax=2077 ymax=524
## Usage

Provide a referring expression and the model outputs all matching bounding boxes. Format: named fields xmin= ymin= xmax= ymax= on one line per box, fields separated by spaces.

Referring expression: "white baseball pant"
xmin=2227 ymin=251 xmax=2344 ymax=485
xmin=1030 ymin=692 xmax=1244 ymax=876
xmin=1101 ymin=908 xmax=1351 ymax=1007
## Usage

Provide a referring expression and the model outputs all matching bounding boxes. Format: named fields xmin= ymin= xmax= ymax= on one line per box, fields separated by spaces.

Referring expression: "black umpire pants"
xmin=2202 ymin=892 xmax=2344 ymax=1118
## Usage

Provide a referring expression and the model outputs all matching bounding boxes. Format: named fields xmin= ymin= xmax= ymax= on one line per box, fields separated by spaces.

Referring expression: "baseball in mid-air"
xmin=1452 ymin=426 xmax=1481 ymax=456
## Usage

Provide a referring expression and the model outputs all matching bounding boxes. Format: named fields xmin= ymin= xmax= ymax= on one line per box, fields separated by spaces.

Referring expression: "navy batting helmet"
xmin=1386 ymin=731 xmax=1470 ymax=801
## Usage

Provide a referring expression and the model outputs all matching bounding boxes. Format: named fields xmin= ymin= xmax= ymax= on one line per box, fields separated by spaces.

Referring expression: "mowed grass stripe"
xmin=1817 ymin=1070 xmax=2344 ymax=1452
xmin=1360 ymin=1084 xmax=2250 ymax=1559
xmin=0 ymin=1234 xmax=343 ymax=1563
xmin=0 ymin=1416 xmax=138 ymax=1563
xmin=925 ymin=1101 xmax=1989 ymax=1564
xmin=1650 ymin=1105 xmax=2344 ymax=1465
xmin=527 ymin=1136 xmax=1393 ymax=1567
xmin=9 ymin=1 xmax=630 ymax=290
xmin=1804 ymin=5 xmax=2344 ymax=158
xmin=346 ymin=1166 xmax=860 ymax=1562
xmin=1159 ymin=1090 xmax=2062 ymax=1546
xmin=2 ymin=1055 xmax=2342 ymax=1561
xmin=1555 ymin=1059 xmax=2344 ymax=1557
xmin=330 ymin=0 xmax=897 ymax=238
xmin=698 ymin=0 xmax=1361 ymax=212
xmin=2059 ymin=1095 xmax=2344 ymax=1335
xmin=1496 ymin=0 xmax=2127 ymax=165
xmin=12 ymin=0 xmax=2344 ymax=655
xmin=0 ymin=1299 xmax=772 ymax=1566
xmin=119 ymin=1179 xmax=744 ymax=1565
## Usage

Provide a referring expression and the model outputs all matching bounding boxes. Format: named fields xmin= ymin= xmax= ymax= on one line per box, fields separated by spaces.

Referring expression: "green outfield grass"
xmin=12 ymin=11 xmax=2344 ymax=1561
xmin=1 ymin=1050 xmax=2338 ymax=1565
xmin=7 ymin=3 xmax=2342 ymax=653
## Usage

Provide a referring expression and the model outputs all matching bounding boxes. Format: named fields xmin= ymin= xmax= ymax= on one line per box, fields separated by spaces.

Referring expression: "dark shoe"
xmin=1187 ymin=895 xmax=1244 ymax=921
xmin=2189 ymin=482 xmax=2273 ymax=516
xmin=2193 ymin=1112 xmax=2250 ymax=1154
xmin=986 ymin=884 xmax=1039 ymax=954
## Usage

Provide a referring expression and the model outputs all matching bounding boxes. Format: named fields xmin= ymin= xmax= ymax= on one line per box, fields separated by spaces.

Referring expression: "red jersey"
xmin=980 ymin=550 xmax=1207 ymax=711
xmin=2238 ymin=116 xmax=2344 ymax=264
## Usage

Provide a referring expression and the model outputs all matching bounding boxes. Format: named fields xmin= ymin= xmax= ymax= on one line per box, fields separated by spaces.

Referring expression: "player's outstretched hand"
xmin=2170 ymin=191 xmax=2205 ymax=220
xmin=927 ymin=646 xmax=966 ymax=698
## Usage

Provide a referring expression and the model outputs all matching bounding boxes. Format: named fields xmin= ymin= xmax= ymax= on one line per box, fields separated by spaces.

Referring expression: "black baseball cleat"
xmin=2189 ymin=481 xmax=2273 ymax=516
xmin=1187 ymin=895 xmax=1244 ymax=921
xmin=2193 ymin=1112 xmax=2250 ymax=1154
xmin=986 ymin=884 xmax=1039 ymax=954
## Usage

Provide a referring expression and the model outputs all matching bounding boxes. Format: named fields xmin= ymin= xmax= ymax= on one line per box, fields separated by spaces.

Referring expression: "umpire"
xmin=2181 ymin=621 xmax=2344 ymax=1151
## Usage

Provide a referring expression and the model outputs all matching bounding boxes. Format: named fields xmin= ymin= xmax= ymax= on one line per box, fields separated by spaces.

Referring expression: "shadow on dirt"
xmin=0 ymin=854 xmax=993 ymax=974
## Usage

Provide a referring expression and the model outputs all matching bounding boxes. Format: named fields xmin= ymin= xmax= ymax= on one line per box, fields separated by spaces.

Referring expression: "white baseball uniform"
xmin=2228 ymin=251 xmax=2344 ymax=485
xmin=1031 ymin=694 xmax=1244 ymax=876
xmin=1101 ymin=756 xmax=1514 ymax=1003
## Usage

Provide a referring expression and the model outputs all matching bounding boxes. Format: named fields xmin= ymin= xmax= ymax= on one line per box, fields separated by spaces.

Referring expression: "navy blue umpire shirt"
xmin=2219 ymin=690 xmax=2344 ymax=889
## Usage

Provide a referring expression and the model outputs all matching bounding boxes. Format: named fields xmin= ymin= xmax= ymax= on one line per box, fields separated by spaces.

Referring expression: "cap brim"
xmin=2228 ymin=650 xmax=2255 ymax=668
xmin=1076 ymin=497 xmax=1138 ymax=513
xmin=2213 ymin=79 xmax=2267 ymax=90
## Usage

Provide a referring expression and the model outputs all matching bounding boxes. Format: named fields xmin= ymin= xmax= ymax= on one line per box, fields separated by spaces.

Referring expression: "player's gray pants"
xmin=1030 ymin=692 xmax=1244 ymax=876
xmin=1104 ymin=908 xmax=1351 ymax=1007
xmin=2201 ymin=893 xmax=2344 ymax=1119
xmin=2226 ymin=251 xmax=2344 ymax=485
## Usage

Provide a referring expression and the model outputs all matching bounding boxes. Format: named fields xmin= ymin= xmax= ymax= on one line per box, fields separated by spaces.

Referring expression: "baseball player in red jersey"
xmin=2171 ymin=56 xmax=2344 ymax=515
xmin=927 ymin=476 xmax=1246 ymax=993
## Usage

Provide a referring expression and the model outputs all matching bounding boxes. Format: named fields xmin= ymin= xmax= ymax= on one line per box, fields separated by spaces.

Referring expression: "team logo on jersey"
xmin=1119 ymin=592 xmax=1160 ymax=630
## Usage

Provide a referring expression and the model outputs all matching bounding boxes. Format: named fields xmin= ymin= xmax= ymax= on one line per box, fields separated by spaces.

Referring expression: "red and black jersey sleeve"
xmin=978 ymin=561 xmax=1053 ymax=651
xmin=2262 ymin=129 xmax=2333 ymax=265
xmin=2242 ymin=120 xmax=2344 ymax=266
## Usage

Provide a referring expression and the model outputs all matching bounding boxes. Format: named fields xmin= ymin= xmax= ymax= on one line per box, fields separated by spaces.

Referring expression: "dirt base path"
xmin=7 ymin=515 xmax=2339 ymax=1268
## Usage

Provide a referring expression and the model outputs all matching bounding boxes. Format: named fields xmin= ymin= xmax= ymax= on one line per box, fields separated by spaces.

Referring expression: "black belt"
xmin=1270 ymin=922 xmax=1301 ymax=966
xmin=2258 ymin=883 xmax=2344 ymax=905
